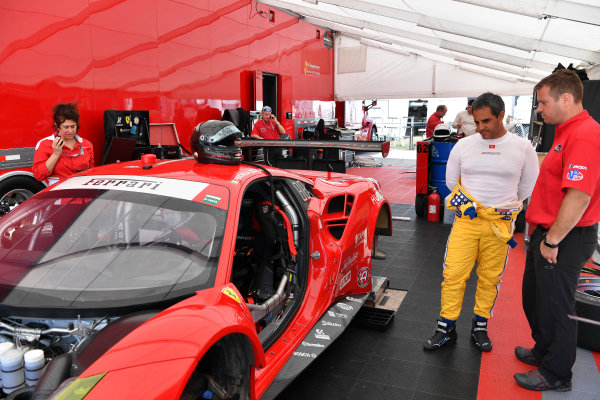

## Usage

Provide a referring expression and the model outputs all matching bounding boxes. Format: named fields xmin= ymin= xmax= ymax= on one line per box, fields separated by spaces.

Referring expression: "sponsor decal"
xmin=343 ymin=252 xmax=359 ymax=271
xmin=293 ymin=351 xmax=317 ymax=358
xmin=370 ymin=190 xmax=384 ymax=204
xmin=345 ymin=296 xmax=363 ymax=303
xmin=554 ymin=144 xmax=562 ymax=152
xmin=321 ymin=320 xmax=342 ymax=327
xmin=489 ymin=145 xmax=495 ymax=149
xmin=221 ymin=287 xmax=241 ymax=304
xmin=336 ymin=303 xmax=353 ymax=311
xmin=302 ymin=341 xmax=325 ymax=348
xmin=303 ymin=60 xmax=321 ymax=76
xmin=568 ymin=164 xmax=587 ymax=170
xmin=54 ymin=175 xmax=208 ymax=200
xmin=431 ymin=146 xmax=439 ymax=159
xmin=481 ymin=151 xmax=500 ymax=155
xmin=327 ymin=310 xmax=349 ymax=319
xmin=357 ymin=266 xmax=371 ymax=288
xmin=339 ymin=270 xmax=351 ymax=290
xmin=355 ymin=229 xmax=367 ymax=247
xmin=202 ymin=194 xmax=221 ymax=205
xmin=314 ymin=329 xmax=331 ymax=340
xmin=567 ymin=169 xmax=584 ymax=181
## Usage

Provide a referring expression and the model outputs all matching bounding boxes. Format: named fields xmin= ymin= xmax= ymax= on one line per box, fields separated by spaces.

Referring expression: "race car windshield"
xmin=0 ymin=188 xmax=226 ymax=313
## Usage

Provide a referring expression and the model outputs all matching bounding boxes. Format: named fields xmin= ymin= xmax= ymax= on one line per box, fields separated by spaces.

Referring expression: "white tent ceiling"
xmin=258 ymin=0 xmax=600 ymax=99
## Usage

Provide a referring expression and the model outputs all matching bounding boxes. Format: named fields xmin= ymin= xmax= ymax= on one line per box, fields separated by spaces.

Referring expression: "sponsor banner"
xmin=339 ymin=270 xmax=351 ymax=290
xmin=53 ymin=175 xmax=208 ymax=201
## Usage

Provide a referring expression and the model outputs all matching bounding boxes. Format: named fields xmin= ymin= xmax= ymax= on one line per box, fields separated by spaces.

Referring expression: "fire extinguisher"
xmin=427 ymin=188 xmax=441 ymax=222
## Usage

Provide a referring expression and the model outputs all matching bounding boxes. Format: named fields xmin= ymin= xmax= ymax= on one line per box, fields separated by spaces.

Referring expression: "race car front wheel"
xmin=575 ymin=276 xmax=600 ymax=352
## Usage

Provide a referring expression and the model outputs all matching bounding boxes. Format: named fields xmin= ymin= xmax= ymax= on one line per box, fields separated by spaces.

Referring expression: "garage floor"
xmin=276 ymin=153 xmax=600 ymax=400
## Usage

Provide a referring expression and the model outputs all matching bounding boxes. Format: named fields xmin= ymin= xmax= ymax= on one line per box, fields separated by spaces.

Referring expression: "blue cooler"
xmin=430 ymin=141 xmax=456 ymax=201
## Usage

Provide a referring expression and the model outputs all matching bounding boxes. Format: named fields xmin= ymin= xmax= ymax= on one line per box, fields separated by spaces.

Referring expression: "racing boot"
xmin=471 ymin=318 xmax=492 ymax=352
xmin=423 ymin=319 xmax=457 ymax=350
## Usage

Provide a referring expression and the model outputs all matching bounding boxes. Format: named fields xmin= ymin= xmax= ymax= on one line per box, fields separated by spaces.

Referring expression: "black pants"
xmin=522 ymin=224 xmax=598 ymax=382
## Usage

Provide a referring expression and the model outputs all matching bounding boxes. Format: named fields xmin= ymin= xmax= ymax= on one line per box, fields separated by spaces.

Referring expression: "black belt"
xmin=535 ymin=223 xmax=598 ymax=234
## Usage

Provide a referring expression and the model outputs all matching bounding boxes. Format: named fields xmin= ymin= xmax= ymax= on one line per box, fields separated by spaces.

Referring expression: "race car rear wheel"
xmin=575 ymin=276 xmax=600 ymax=352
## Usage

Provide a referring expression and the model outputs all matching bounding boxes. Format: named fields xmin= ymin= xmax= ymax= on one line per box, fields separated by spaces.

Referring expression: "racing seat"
xmin=250 ymin=200 xmax=297 ymax=300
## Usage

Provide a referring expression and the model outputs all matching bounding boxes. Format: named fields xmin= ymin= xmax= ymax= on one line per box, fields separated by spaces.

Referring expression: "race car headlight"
xmin=50 ymin=373 xmax=106 ymax=400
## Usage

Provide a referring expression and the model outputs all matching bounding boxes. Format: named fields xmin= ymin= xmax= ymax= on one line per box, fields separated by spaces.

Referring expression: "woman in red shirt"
xmin=33 ymin=103 xmax=94 ymax=186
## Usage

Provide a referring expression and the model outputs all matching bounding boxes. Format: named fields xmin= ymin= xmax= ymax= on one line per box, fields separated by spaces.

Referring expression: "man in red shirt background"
xmin=250 ymin=105 xmax=285 ymax=139
xmin=250 ymin=105 xmax=286 ymax=166
xmin=425 ymin=105 xmax=447 ymax=138
xmin=514 ymin=69 xmax=600 ymax=392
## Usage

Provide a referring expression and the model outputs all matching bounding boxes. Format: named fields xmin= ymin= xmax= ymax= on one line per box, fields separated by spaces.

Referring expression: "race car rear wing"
xmin=237 ymin=139 xmax=391 ymax=158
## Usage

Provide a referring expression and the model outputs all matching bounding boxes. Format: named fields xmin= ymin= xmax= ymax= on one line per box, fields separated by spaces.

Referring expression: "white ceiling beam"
xmin=309 ymin=0 xmax=418 ymax=23
xmin=262 ymin=0 xmax=600 ymax=64
xmin=454 ymin=0 xmax=600 ymax=26
xmin=299 ymin=10 xmax=557 ymax=72
xmin=311 ymin=16 xmax=547 ymax=82
xmin=440 ymin=40 xmax=554 ymax=71
xmin=416 ymin=15 xmax=600 ymax=64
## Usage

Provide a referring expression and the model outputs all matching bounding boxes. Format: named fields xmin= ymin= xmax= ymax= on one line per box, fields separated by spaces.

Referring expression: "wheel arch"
xmin=374 ymin=201 xmax=392 ymax=237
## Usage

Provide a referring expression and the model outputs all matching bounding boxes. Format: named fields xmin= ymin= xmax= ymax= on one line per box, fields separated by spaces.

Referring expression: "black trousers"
xmin=522 ymin=223 xmax=598 ymax=382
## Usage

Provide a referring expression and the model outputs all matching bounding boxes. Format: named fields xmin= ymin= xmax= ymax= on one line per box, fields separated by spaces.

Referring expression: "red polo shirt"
xmin=33 ymin=134 xmax=95 ymax=186
xmin=526 ymin=110 xmax=600 ymax=228
xmin=425 ymin=113 xmax=443 ymax=138
xmin=251 ymin=119 xmax=280 ymax=139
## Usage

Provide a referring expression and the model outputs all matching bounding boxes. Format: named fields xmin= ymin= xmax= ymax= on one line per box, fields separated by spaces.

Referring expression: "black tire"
xmin=575 ymin=276 xmax=600 ymax=352
xmin=0 ymin=176 xmax=45 ymax=213
xmin=415 ymin=193 xmax=427 ymax=218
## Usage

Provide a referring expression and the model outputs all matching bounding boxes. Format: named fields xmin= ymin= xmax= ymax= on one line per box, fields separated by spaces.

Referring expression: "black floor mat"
xmin=277 ymin=205 xmax=483 ymax=400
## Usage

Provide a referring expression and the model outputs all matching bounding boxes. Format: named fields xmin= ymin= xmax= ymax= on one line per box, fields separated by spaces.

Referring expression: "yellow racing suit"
xmin=441 ymin=182 xmax=521 ymax=320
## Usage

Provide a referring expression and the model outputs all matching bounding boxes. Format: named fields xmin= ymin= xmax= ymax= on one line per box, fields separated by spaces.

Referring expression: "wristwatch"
xmin=542 ymin=232 xmax=559 ymax=249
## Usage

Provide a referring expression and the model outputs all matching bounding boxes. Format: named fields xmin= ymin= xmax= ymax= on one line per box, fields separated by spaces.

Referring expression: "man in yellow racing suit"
xmin=424 ymin=92 xmax=539 ymax=352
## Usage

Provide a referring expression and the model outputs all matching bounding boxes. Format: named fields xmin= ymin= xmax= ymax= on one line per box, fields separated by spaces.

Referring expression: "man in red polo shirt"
xmin=514 ymin=69 xmax=600 ymax=392
xmin=425 ymin=105 xmax=447 ymax=138
xmin=250 ymin=105 xmax=285 ymax=140
xmin=250 ymin=105 xmax=286 ymax=165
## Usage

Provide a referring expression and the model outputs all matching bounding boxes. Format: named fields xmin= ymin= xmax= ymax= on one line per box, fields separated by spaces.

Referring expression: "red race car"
xmin=0 ymin=121 xmax=391 ymax=400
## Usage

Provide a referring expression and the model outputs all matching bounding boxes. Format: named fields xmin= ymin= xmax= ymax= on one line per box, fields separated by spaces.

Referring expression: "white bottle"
xmin=1 ymin=348 xmax=24 ymax=394
xmin=24 ymin=349 xmax=45 ymax=387
xmin=0 ymin=342 xmax=15 ymax=389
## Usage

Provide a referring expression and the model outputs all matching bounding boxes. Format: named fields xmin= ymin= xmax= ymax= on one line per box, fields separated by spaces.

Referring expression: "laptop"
xmin=101 ymin=137 xmax=137 ymax=165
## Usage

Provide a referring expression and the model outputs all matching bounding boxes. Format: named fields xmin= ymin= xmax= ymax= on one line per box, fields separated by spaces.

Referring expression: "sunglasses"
xmin=262 ymin=107 xmax=272 ymax=112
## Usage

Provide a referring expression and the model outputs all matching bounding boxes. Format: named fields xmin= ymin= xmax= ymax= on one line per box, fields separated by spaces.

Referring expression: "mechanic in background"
xmin=250 ymin=105 xmax=285 ymax=139
xmin=250 ymin=105 xmax=286 ymax=166
xmin=33 ymin=103 xmax=94 ymax=186
xmin=452 ymin=99 xmax=476 ymax=137
xmin=514 ymin=69 xmax=600 ymax=392
xmin=424 ymin=92 xmax=539 ymax=353
xmin=425 ymin=105 xmax=447 ymax=138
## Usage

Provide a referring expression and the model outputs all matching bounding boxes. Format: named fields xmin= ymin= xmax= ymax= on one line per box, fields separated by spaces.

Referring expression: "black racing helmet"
xmin=191 ymin=120 xmax=242 ymax=164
